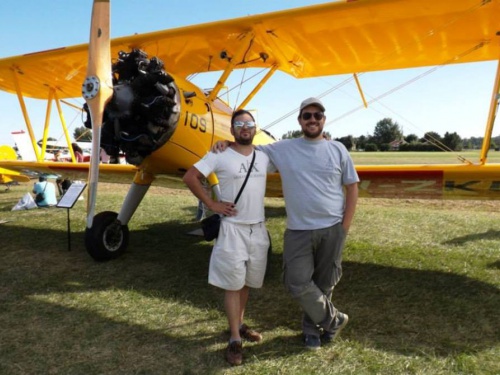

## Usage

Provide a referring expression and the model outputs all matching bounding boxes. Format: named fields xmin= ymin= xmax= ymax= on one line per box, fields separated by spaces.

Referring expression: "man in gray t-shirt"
xmin=215 ymin=97 xmax=359 ymax=350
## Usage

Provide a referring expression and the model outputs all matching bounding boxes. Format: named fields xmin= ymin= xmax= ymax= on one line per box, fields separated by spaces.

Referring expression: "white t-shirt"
xmin=194 ymin=148 xmax=272 ymax=224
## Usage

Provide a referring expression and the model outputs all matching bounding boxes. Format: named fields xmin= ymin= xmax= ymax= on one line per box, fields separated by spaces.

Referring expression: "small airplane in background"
xmin=0 ymin=0 xmax=500 ymax=261
xmin=0 ymin=145 xmax=30 ymax=190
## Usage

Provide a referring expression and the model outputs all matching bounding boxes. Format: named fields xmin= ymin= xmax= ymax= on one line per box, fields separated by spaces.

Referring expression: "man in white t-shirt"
xmin=183 ymin=109 xmax=274 ymax=366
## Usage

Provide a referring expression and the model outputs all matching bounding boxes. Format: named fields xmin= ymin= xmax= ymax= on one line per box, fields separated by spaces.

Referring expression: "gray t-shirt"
xmin=258 ymin=138 xmax=359 ymax=230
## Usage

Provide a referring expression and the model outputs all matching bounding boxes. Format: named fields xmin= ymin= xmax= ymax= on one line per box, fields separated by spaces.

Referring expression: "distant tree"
xmin=74 ymin=126 xmax=92 ymax=142
xmin=356 ymin=135 xmax=368 ymax=150
xmin=364 ymin=143 xmax=378 ymax=151
xmin=442 ymin=132 xmax=462 ymax=151
xmin=492 ymin=135 xmax=500 ymax=147
xmin=335 ymin=135 xmax=354 ymax=150
xmin=404 ymin=133 xmax=419 ymax=143
xmin=379 ymin=143 xmax=390 ymax=152
xmin=372 ymin=118 xmax=403 ymax=147
xmin=462 ymin=136 xmax=482 ymax=149
xmin=281 ymin=130 xmax=303 ymax=139
xmin=421 ymin=131 xmax=442 ymax=144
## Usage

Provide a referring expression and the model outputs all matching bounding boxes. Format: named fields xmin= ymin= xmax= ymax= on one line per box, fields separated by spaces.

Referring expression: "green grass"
xmin=350 ymin=150 xmax=500 ymax=165
xmin=0 ymin=180 xmax=499 ymax=375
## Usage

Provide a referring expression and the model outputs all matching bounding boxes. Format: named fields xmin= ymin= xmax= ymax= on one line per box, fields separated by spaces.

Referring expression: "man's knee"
xmin=285 ymin=280 xmax=316 ymax=299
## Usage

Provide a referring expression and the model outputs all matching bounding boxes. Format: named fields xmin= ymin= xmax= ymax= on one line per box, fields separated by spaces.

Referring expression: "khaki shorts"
xmin=209 ymin=220 xmax=269 ymax=291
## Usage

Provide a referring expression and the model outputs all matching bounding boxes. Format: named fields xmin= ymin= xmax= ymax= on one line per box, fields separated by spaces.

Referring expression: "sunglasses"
xmin=233 ymin=120 xmax=256 ymax=129
xmin=301 ymin=112 xmax=324 ymax=121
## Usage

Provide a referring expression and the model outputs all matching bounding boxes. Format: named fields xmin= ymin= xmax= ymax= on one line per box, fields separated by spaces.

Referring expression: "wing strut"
xmin=353 ymin=73 xmax=368 ymax=108
xmin=480 ymin=57 xmax=500 ymax=165
xmin=82 ymin=0 xmax=113 ymax=228
xmin=207 ymin=32 xmax=255 ymax=103
xmin=11 ymin=70 xmax=40 ymax=161
xmin=237 ymin=65 xmax=278 ymax=110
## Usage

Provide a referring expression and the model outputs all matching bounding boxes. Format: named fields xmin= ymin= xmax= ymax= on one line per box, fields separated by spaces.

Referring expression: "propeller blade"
xmin=82 ymin=0 xmax=113 ymax=228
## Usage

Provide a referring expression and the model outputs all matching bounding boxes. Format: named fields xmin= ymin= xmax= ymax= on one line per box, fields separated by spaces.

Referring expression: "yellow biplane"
xmin=0 ymin=0 xmax=499 ymax=260
xmin=0 ymin=146 xmax=30 ymax=189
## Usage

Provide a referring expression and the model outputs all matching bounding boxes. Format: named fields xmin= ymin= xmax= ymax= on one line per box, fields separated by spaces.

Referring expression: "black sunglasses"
xmin=301 ymin=112 xmax=324 ymax=120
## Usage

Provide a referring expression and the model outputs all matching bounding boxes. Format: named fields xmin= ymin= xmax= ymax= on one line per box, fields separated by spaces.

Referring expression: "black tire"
xmin=85 ymin=211 xmax=129 ymax=261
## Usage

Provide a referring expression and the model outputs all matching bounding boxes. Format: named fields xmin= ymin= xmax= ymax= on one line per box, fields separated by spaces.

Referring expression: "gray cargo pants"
xmin=283 ymin=222 xmax=346 ymax=336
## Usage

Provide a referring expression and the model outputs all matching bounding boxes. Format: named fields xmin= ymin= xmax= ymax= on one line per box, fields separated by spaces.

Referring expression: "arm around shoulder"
xmin=211 ymin=140 xmax=232 ymax=153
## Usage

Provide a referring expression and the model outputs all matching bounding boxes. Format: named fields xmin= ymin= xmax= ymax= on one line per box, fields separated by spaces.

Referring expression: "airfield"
xmin=1 ymin=152 xmax=499 ymax=374
xmin=1 ymin=0 xmax=500 ymax=371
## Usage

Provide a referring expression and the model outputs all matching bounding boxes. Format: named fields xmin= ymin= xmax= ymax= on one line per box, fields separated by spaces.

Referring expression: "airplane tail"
xmin=10 ymin=130 xmax=54 ymax=161
xmin=0 ymin=145 xmax=31 ymax=183
xmin=0 ymin=144 xmax=18 ymax=161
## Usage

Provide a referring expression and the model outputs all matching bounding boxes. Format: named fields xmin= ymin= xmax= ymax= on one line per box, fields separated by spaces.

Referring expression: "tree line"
xmin=281 ymin=118 xmax=500 ymax=151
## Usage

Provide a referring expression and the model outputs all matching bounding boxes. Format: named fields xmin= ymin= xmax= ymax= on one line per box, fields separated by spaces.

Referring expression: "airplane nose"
xmin=85 ymin=49 xmax=181 ymax=166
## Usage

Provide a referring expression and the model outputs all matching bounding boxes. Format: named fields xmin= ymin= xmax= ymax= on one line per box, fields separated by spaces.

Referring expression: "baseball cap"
xmin=299 ymin=97 xmax=325 ymax=113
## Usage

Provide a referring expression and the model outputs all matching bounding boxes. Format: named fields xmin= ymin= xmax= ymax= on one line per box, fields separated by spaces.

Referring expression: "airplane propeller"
xmin=81 ymin=0 xmax=113 ymax=229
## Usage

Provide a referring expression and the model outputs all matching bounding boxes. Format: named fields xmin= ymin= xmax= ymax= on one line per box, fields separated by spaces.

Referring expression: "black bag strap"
xmin=233 ymin=151 xmax=256 ymax=204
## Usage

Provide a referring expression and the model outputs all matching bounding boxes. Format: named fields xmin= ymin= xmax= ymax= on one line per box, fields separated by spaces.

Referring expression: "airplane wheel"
xmin=85 ymin=211 xmax=129 ymax=261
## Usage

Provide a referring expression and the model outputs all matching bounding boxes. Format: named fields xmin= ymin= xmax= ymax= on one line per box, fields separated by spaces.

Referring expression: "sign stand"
xmin=56 ymin=182 xmax=87 ymax=252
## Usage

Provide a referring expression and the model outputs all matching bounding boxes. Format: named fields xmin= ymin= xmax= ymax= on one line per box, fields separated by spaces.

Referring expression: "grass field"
xmin=1 ymin=155 xmax=499 ymax=374
xmin=350 ymin=150 xmax=500 ymax=165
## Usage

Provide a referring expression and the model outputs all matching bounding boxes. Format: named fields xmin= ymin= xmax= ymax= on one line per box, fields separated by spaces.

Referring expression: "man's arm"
xmin=182 ymin=167 xmax=237 ymax=217
xmin=342 ymin=182 xmax=358 ymax=233
xmin=211 ymin=140 xmax=231 ymax=153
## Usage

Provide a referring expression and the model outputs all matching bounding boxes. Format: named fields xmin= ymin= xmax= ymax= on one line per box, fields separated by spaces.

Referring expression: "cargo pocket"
xmin=331 ymin=224 xmax=346 ymax=287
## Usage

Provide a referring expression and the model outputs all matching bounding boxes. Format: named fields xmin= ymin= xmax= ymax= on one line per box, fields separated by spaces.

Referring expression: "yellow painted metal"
xmin=11 ymin=69 xmax=40 ymax=161
xmin=353 ymin=73 xmax=368 ymax=108
xmin=238 ymin=65 xmax=278 ymax=110
xmin=0 ymin=146 xmax=30 ymax=183
xmin=60 ymin=100 xmax=83 ymax=111
xmin=53 ymin=91 xmax=77 ymax=163
xmin=1 ymin=0 xmax=499 ymax=100
xmin=480 ymin=58 xmax=500 ymax=164
xmin=207 ymin=31 xmax=255 ymax=102
xmin=41 ymin=89 xmax=54 ymax=161
xmin=2 ymin=0 xmax=500 ymax=201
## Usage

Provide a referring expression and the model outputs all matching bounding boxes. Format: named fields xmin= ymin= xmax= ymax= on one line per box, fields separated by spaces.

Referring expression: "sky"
xmin=0 ymin=0 xmax=498 ymax=146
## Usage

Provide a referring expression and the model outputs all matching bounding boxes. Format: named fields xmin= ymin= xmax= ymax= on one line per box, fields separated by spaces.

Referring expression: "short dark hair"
xmin=39 ymin=176 xmax=47 ymax=182
xmin=231 ymin=109 xmax=255 ymax=127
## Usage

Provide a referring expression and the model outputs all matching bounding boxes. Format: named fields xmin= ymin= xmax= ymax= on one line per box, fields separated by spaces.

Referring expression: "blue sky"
xmin=0 ymin=0 xmax=497 ymax=146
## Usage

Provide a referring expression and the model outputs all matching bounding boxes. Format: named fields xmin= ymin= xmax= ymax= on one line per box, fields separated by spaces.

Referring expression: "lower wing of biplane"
xmin=1 ymin=0 xmax=500 ymax=260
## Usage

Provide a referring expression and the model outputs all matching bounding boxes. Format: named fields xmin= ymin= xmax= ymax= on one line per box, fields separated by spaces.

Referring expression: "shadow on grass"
xmin=1 ymin=221 xmax=499 ymax=372
xmin=443 ymin=229 xmax=500 ymax=245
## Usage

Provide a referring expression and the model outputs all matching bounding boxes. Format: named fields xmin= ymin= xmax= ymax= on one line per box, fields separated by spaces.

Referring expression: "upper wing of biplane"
xmin=0 ymin=0 xmax=498 ymax=100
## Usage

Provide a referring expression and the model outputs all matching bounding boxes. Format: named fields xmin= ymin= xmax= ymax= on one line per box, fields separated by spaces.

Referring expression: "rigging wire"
xmin=233 ymin=68 xmax=247 ymax=111
xmin=260 ymin=0 xmax=490 ymax=152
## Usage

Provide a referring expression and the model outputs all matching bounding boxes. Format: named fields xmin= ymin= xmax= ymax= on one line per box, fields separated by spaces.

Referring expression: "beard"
xmin=302 ymin=124 xmax=323 ymax=139
xmin=234 ymin=133 xmax=254 ymax=145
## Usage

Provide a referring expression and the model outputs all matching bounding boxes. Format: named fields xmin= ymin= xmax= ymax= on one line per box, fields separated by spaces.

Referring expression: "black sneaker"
xmin=303 ymin=334 xmax=321 ymax=350
xmin=322 ymin=312 xmax=349 ymax=343
xmin=225 ymin=340 xmax=243 ymax=366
